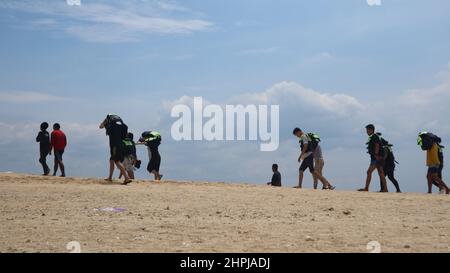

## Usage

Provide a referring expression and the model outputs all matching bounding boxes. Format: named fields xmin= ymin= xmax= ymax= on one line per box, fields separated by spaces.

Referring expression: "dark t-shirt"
xmin=368 ymin=134 xmax=382 ymax=160
xmin=108 ymin=122 xmax=128 ymax=148
xmin=271 ymin=171 xmax=282 ymax=187
xmin=36 ymin=131 xmax=50 ymax=152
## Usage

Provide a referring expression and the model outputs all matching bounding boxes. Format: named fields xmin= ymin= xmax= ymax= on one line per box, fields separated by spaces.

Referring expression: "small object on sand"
xmin=343 ymin=210 xmax=351 ymax=216
xmin=404 ymin=245 xmax=411 ymax=249
xmin=305 ymin=236 xmax=314 ymax=242
xmin=94 ymin=207 xmax=126 ymax=213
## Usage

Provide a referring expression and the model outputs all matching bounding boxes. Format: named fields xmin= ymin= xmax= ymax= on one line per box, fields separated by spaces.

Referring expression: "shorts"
xmin=54 ymin=149 xmax=64 ymax=163
xmin=370 ymin=158 xmax=384 ymax=167
xmin=123 ymin=155 xmax=136 ymax=172
xmin=110 ymin=145 xmax=124 ymax=162
xmin=299 ymin=154 xmax=314 ymax=173
xmin=428 ymin=165 xmax=440 ymax=174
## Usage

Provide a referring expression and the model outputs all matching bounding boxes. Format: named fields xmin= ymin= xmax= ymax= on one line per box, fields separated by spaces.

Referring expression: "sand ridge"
xmin=0 ymin=173 xmax=449 ymax=253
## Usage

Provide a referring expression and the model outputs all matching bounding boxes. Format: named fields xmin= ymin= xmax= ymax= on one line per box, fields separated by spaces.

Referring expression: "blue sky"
xmin=1 ymin=0 xmax=450 ymax=192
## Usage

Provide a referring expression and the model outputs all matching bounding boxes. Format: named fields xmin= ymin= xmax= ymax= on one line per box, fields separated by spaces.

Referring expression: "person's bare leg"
xmin=427 ymin=174 xmax=433 ymax=194
xmin=297 ymin=171 xmax=304 ymax=188
xmin=115 ymin=161 xmax=130 ymax=182
xmin=127 ymin=170 xmax=135 ymax=180
xmin=377 ymin=166 xmax=389 ymax=192
xmin=313 ymin=174 xmax=319 ymax=189
xmin=431 ymin=174 xmax=450 ymax=194
xmin=105 ymin=160 xmax=115 ymax=181
xmin=151 ymin=170 xmax=162 ymax=181
xmin=377 ymin=166 xmax=388 ymax=192
xmin=53 ymin=158 xmax=59 ymax=176
xmin=362 ymin=165 xmax=376 ymax=191
xmin=59 ymin=161 xmax=65 ymax=177
xmin=315 ymin=162 xmax=332 ymax=188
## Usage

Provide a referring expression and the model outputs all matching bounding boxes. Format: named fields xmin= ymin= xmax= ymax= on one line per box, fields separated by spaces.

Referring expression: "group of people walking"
xmin=36 ymin=115 xmax=447 ymax=194
xmin=268 ymin=124 xmax=448 ymax=194
xmin=36 ymin=122 xmax=67 ymax=177
xmin=98 ymin=114 xmax=163 ymax=185
xmin=36 ymin=114 xmax=162 ymax=185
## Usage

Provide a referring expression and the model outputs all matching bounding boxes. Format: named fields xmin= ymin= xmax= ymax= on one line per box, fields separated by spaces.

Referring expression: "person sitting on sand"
xmin=358 ymin=124 xmax=388 ymax=192
xmin=99 ymin=114 xmax=131 ymax=185
xmin=267 ymin=164 xmax=282 ymax=187
xmin=138 ymin=131 xmax=163 ymax=181
xmin=36 ymin=122 xmax=51 ymax=176
xmin=50 ymin=123 xmax=67 ymax=177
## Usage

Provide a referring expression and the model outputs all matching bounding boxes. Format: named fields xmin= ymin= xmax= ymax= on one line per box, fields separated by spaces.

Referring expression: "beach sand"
xmin=0 ymin=173 xmax=449 ymax=253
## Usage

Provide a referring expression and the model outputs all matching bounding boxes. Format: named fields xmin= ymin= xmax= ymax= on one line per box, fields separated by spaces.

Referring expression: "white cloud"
xmin=0 ymin=0 xmax=213 ymax=43
xmin=0 ymin=91 xmax=72 ymax=103
xmin=238 ymin=47 xmax=279 ymax=56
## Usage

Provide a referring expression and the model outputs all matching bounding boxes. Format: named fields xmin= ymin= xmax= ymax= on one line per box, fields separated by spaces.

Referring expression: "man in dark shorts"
xmin=293 ymin=128 xmax=315 ymax=189
xmin=50 ymin=123 xmax=67 ymax=177
xmin=425 ymin=142 xmax=449 ymax=194
xmin=100 ymin=114 xmax=131 ymax=185
xmin=36 ymin=122 xmax=51 ymax=175
xmin=358 ymin=124 xmax=388 ymax=192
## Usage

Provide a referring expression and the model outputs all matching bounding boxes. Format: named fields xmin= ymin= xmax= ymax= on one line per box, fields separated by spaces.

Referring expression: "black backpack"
xmin=418 ymin=132 xmax=442 ymax=151
xmin=377 ymin=133 xmax=395 ymax=162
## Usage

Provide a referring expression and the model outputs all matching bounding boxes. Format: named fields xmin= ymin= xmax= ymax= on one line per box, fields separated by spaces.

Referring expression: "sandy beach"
xmin=0 ymin=173 xmax=449 ymax=253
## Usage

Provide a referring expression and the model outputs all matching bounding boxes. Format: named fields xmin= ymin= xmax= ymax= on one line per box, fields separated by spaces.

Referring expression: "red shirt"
xmin=51 ymin=129 xmax=67 ymax=151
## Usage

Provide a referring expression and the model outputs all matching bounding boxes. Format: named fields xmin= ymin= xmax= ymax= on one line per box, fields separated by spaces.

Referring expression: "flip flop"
xmin=357 ymin=188 xmax=368 ymax=192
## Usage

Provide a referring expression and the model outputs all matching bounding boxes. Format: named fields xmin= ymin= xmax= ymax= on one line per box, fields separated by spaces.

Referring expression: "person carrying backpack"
xmin=418 ymin=132 xmax=449 ymax=194
xmin=121 ymin=132 xmax=139 ymax=180
xmin=376 ymin=133 xmax=401 ymax=193
xmin=36 ymin=122 xmax=51 ymax=176
xmin=358 ymin=124 xmax=388 ymax=192
xmin=138 ymin=130 xmax=163 ymax=181
xmin=99 ymin=114 xmax=131 ymax=185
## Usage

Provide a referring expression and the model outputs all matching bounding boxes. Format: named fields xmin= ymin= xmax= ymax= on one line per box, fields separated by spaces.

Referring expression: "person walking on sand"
xmin=292 ymin=128 xmax=314 ymax=189
xmin=418 ymin=132 xmax=449 ymax=194
xmin=50 ymin=123 xmax=67 ymax=177
xmin=432 ymin=145 xmax=445 ymax=194
xmin=293 ymin=128 xmax=334 ymax=189
xmin=139 ymin=131 xmax=163 ymax=181
xmin=376 ymin=133 xmax=401 ymax=193
xmin=267 ymin=164 xmax=282 ymax=187
xmin=36 ymin=122 xmax=51 ymax=176
xmin=121 ymin=132 xmax=139 ymax=180
xmin=358 ymin=124 xmax=388 ymax=192
xmin=99 ymin=114 xmax=131 ymax=185
xmin=311 ymin=137 xmax=335 ymax=190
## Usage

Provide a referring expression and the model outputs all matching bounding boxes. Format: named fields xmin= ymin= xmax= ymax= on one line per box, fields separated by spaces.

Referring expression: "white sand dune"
xmin=0 ymin=173 xmax=449 ymax=253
